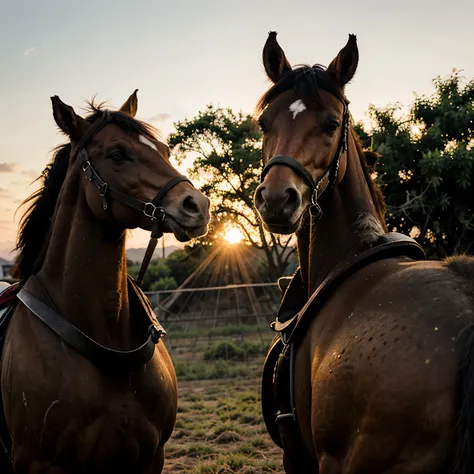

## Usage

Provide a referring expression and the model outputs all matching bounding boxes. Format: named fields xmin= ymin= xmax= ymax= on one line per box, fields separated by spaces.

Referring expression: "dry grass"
xmin=162 ymin=358 xmax=284 ymax=473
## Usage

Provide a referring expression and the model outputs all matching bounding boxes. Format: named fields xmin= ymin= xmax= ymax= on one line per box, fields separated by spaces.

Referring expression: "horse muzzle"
xmin=254 ymin=181 xmax=304 ymax=234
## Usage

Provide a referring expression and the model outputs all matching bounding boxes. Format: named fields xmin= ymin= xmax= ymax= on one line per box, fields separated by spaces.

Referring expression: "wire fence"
xmin=145 ymin=282 xmax=282 ymax=350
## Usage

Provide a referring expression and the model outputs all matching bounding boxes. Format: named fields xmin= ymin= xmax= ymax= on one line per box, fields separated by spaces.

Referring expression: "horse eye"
xmin=258 ymin=117 xmax=267 ymax=132
xmin=326 ymin=120 xmax=340 ymax=134
xmin=110 ymin=150 xmax=127 ymax=163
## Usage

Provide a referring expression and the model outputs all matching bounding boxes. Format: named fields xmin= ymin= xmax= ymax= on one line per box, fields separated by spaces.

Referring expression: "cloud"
xmin=0 ymin=162 xmax=18 ymax=173
xmin=0 ymin=163 xmax=40 ymax=181
xmin=23 ymin=47 xmax=36 ymax=57
xmin=148 ymin=113 xmax=171 ymax=123
xmin=21 ymin=169 xmax=41 ymax=179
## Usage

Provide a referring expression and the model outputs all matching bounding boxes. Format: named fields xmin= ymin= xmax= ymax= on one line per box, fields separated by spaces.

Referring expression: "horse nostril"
xmin=182 ymin=196 xmax=200 ymax=215
xmin=281 ymin=186 xmax=301 ymax=218
xmin=285 ymin=187 xmax=299 ymax=207
xmin=255 ymin=186 xmax=266 ymax=207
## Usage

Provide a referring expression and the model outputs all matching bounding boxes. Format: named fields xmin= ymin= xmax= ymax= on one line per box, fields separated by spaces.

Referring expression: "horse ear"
xmin=326 ymin=34 xmax=359 ymax=87
xmin=263 ymin=31 xmax=292 ymax=83
xmin=365 ymin=151 xmax=381 ymax=168
xmin=119 ymin=89 xmax=139 ymax=117
xmin=51 ymin=96 xmax=90 ymax=141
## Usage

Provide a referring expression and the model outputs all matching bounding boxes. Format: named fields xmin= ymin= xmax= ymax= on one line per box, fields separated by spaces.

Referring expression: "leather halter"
xmin=12 ymin=112 xmax=192 ymax=369
xmin=70 ymin=110 xmax=193 ymax=285
xmin=260 ymin=91 xmax=350 ymax=220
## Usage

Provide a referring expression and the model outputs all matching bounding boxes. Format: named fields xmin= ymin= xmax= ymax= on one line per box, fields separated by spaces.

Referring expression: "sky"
xmin=0 ymin=0 xmax=473 ymax=258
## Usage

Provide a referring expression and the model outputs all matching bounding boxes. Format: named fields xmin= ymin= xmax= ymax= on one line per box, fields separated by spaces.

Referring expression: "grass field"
xmin=162 ymin=331 xmax=285 ymax=474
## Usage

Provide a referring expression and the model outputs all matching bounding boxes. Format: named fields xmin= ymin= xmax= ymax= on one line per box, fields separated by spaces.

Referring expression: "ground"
xmin=162 ymin=328 xmax=285 ymax=474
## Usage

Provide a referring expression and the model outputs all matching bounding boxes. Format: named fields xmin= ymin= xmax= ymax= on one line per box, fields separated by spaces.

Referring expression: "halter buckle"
xmin=309 ymin=202 xmax=323 ymax=219
xmin=144 ymin=203 xmax=166 ymax=221
xmin=310 ymin=188 xmax=323 ymax=219
xmin=149 ymin=324 xmax=166 ymax=343
xmin=99 ymin=183 xmax=108 ymax=211
xmin=311 ymin=188 xmax=318 ymax=206
xmin=81 ymin=161 xmax=93 ymax=180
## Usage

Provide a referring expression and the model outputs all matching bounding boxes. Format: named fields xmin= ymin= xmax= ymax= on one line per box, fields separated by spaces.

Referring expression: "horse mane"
xmin=12 ymin=99 xmax=159 ymax=280
xmin=350 ymin=128 xmax=387 ymax=225
xmin=255 ymin=64 xmax=387 ymax=225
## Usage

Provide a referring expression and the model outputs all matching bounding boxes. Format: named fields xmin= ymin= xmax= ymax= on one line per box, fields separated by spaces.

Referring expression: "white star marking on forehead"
xmin=139 ymin=135 xmax=158 ymax=152
xmin=289 ymin=99 xmax=307 ymax=120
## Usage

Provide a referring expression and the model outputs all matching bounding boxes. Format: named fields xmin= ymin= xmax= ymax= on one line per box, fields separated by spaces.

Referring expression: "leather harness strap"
xmin=262 ymin=233 xmax=426 ymax=458
xmin=272 ymin=233 xmax=426 ymax=341
xmin=16 ymin=275 xmax=165 ymax=372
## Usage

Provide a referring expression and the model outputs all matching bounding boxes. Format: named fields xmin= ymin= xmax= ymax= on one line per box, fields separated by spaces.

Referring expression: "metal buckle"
xmin=143 ymin=203 xmax=166 ymax=221
xmin=149 ymin=324 xmax=166 ymax=343
xmin=275 ymin=411 xmax=294 ymax=422
xmin=310 ymin=188 xmax=323 ymax=219
xmin=81 ymin=161 xmax=93 ymax=180
xmin=309 ymin=202 xmax=322 ymax=218
xmin=311 ymin=188 xmax=318 ymax=206
xmin=143 ymin=202 xmax=157 ymax=219
xmin=99 ymin=183 xmax=108 ymax=211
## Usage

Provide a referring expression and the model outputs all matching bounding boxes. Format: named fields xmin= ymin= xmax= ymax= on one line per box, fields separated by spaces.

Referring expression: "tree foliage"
xmin=363 ymin=70 xmax=474 ymax=258
xmin=168 ymin=104 xmax=295 ymax=278
xmin=128 ymin=248 xmax=206 ymax=291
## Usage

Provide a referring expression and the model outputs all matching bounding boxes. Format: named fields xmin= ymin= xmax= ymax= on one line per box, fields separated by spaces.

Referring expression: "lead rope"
xmin=136 ymin=219 xmax=164 ymax=286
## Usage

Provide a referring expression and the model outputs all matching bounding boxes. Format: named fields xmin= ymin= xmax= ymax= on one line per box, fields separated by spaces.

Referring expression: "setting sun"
xmin=224 ymin=227 xmax=244 ymax=245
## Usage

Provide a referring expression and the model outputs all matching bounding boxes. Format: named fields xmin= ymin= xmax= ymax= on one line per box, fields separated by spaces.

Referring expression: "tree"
xmin=128 ymin=258 xmax=171 ymax=291
xmin=362 ymin=70 xmax=474 ymax=258
xmin=168 ymin=104 xmax=295 ymax=279
xmin=127 ymin=249 xmax=206 ymax=291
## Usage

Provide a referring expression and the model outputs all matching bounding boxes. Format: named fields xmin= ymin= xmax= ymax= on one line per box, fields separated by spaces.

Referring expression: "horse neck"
xmin=298 ymin=132 xmax=386 ymax=294
xmin=37 ymin=168 xmax=131 ymax=349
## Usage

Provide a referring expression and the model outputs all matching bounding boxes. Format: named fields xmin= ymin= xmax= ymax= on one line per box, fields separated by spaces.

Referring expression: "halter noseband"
xmin=260 ymin=92 xmax=350 ymax=219
xmin=70 ymin=110 xmax=193 ymax=285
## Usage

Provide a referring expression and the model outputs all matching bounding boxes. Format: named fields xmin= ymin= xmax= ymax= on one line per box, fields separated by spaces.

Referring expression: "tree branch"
xmin=214 ymin=207 xmax=258 ymax=228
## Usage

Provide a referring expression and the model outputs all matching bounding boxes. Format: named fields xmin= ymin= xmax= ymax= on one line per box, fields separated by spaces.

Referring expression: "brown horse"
xmin=255 ymin=32 xmax=474 ymax=473
xmin=0 ymin=91 xmax=210 ymax=473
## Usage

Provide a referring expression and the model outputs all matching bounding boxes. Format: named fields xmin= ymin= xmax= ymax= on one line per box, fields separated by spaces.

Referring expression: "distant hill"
xmin=0 ymin=244 xmax=181 ymax=264
xmin=126 ymin=245 xmax=181 ymax=263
